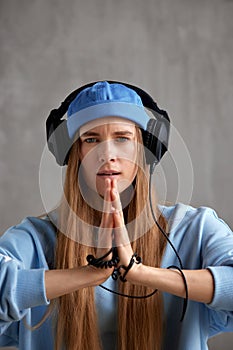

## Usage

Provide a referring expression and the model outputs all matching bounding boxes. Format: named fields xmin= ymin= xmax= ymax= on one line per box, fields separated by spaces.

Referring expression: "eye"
xmin=115 ymin=137 xmax=130 ymax=143
xmin=84 ymin=138 xmax=98 ymax=143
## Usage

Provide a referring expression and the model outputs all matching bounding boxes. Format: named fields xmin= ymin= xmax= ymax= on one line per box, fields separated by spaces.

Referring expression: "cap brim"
xmin=67 ymin=102 xmax=150 ymax=139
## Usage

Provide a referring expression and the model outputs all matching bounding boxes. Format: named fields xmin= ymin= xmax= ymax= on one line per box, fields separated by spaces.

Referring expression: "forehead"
xmin=79 ymin=116 xmax=136 ymax=136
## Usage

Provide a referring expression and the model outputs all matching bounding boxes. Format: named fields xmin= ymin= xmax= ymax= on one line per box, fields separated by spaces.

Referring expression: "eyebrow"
xmin=81 ymin=130 xmax=135 ymax=137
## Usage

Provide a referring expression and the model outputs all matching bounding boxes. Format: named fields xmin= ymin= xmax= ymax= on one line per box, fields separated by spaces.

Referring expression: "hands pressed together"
xmin=94 ymin=178 xmax=141 ymax=284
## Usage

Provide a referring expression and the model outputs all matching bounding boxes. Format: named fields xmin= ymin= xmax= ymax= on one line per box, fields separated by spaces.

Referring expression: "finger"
xmin=110 ymin=181 xmax=137 ymax=272
xmin=111 ymin=179 xmax=124 ymax=219
xmin=113 ymin=210 xmax=130 ymax=245
xmin=113 ymin=210 xmax=134 ymax=269
xmin=97 ymin=179 xmax=113 ymax=251
xmin=103 ymin=178 xmax=112 ymax=209
xmin=100 ymin=179 xmax=113 ymax=228
xmin=110 ymin=181 xmax=134 ymax=267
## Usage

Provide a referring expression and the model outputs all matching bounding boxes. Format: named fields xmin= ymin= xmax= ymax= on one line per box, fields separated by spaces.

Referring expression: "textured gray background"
xmin=0 ymin=0 xmax=233 ymax=349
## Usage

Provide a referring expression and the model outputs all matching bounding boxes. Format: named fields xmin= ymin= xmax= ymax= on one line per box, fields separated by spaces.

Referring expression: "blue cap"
xmin=67 ymin=81 xmax=150 ymax=139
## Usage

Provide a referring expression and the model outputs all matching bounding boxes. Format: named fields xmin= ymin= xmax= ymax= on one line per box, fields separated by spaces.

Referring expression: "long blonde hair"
xmin=54 ymin=128 xmax=167 ymax=350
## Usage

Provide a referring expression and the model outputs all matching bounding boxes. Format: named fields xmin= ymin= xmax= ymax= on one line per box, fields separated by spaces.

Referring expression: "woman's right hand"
xmin=94 ymin=178 xmax=115 ymax=280
xmin=45 ymin=179 xmax=115 ymax=300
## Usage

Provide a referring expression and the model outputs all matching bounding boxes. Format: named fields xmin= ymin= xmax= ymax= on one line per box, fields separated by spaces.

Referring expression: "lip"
xmin=97 ymin=170 xmax=121 ymax=178
xmin=97 ymin=174 xmax=121 ymax=178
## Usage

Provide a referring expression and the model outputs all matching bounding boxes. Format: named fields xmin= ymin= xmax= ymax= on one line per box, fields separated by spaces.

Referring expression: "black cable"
xmin=99 ymin=284 xmax=158 ymax=299
xmin=167 ymin=265 xmax=189 ymax=322
xmin=95 ymin=164 xmax=189 ymax=321
xmin=149 ymin=166 xmax=183 ymax=269
xmin=98 ymin=251 xmax=158 ymax=298
xmin=149 ymin=165 xmax=188 ymax=321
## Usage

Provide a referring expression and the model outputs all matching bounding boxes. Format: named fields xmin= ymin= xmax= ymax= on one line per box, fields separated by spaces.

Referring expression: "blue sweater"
xmin=0 ymin=203 xmax=233 ymax=349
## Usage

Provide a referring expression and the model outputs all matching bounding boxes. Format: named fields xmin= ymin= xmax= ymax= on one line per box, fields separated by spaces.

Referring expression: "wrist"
xmin=84 ymin=264 xmax=113 ymax=286
xmin=124 ymin=262 xmax=145 ymax=284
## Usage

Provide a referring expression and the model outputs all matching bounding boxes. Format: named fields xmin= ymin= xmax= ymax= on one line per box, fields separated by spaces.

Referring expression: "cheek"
xmin=122 ymin=143 xmax=138 ymax=173
xmin=125 ymin=161 xmax=138 ymax=183
xmin=120 ymin=141 xmax=137 ymax=160
xmin=79 ymin=150 xmax=98 ymax=188
xmin=80 ymin=144 xmax=99 ymax=170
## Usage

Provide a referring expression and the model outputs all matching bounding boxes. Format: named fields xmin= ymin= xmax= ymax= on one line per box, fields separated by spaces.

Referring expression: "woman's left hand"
xmin=107 ymin=180 xmax=214 ymax=304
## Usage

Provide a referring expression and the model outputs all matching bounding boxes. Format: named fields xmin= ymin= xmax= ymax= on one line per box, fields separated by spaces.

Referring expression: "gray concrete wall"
xmin=0 ymin=0 xmax=232 ymax=349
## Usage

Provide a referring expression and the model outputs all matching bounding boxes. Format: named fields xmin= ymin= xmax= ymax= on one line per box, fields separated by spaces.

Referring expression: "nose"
xmin=98 ymin=140 xmax=116 ymax=162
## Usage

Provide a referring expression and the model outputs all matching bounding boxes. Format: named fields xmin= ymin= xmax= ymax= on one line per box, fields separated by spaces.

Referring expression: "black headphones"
xmin=46 ymin=80 xmax=170 ymax=168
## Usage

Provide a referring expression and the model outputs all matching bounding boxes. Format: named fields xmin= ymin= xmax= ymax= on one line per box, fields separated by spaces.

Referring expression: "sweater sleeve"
xmin=200 ymin=209 xmax=233 ymax=311
xmin=0 ymin=217 xmax=54 ymax=326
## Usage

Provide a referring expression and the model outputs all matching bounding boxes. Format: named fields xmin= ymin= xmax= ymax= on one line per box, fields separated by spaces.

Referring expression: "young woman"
xmin=0 ymin=81 xmax=233 ymax=350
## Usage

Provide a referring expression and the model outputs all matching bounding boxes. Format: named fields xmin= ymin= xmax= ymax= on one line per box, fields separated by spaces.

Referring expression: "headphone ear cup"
xmin=46 ymin=111 xmax=72 ymax=166
xmin=142 ymin=118 xmax=169 ymax=166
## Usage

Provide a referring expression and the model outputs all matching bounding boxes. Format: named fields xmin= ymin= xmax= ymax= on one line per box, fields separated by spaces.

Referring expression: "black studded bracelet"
xmin=86 ymin=247 xmax=119 ymax=269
